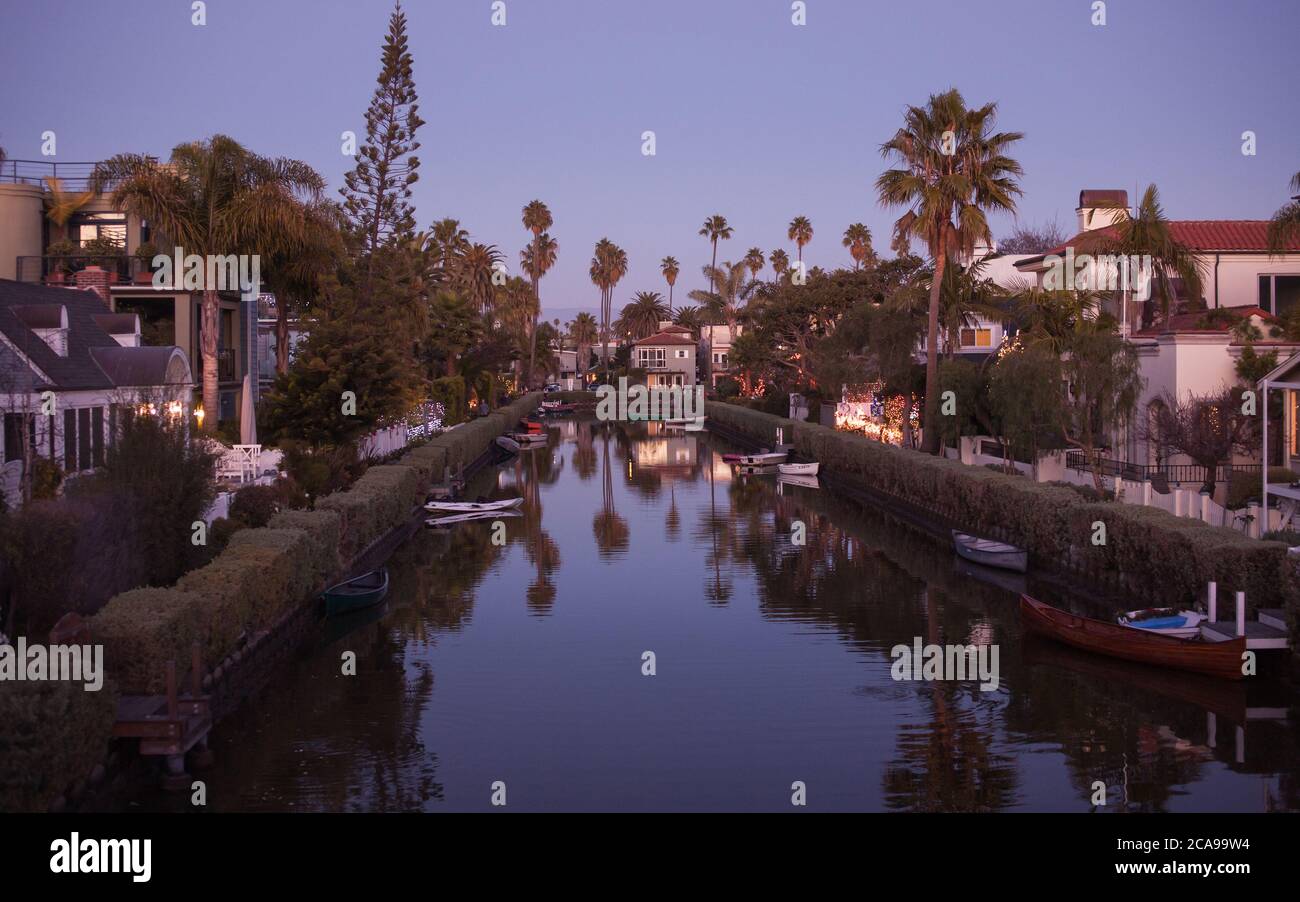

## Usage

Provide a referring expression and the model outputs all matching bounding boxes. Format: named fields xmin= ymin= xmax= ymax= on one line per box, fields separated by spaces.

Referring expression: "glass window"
xmin=78 ymin=408 xmax=92 ymax=471
xmin=92 ymin=407 xmax=104 ymax=467
xmin=1260 ymin=276 xmax=1273 ymax=311
xmin=1276 ymin=276 xmax=1300 ymax=319
xmin=63 ymin=409 xmax=77 ymax=471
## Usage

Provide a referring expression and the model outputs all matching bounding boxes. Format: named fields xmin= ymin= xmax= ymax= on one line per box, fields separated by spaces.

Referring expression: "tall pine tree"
xmin=341 ymin=1 xmax=424 ymax=301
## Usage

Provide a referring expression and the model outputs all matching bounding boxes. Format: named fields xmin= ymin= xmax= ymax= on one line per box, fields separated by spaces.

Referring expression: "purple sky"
xmin=2 ymin=0 xmax=1296 ymax=320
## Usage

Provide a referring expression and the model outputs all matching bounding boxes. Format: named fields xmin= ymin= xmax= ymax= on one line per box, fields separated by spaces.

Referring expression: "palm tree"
xmin=698 ymin=214 xmax=732 ymax=292
xmin=876 ymin=88 xmax=1024 ymax=453
xmin=743 ymin=247 xmax=765 ymax=283
xmin=456 ymin=242 xmax=503 ymax=315
xmin=660 ymin=255 xmax=680 ymax=314
xmin=688 ymin=261 xmax=751 ymax=344
xmin=788 ymin=215 xmax=813 ymax=265
xmin=1268 ymin=171 xmax=1300 ymax=253
xmin=1079 ymin=184 xmax=1203 ymax=330
xmin=591 ymin=239 xmax=628 ymax=381
xmin=842 ymin=222 xmax=876 ymax=270
xmin=93 ymin=136 xmax=324 ymax=430
xmin=430 ymin=217 xmax=469 ymax=276
xmin=568 ymin=311 xmax=599 ymax=382
xmin=770 ymin=248 xmax=790 ymax=282
xmin=620 ymin=291 xmax=668 ymax=339
xmin=672 ymin=305 xmax=705 ymax=340
xmin=43 ymin=177 xmax=97 ymax=243
xmin=522 ymin=200 xmax=554 ymax=388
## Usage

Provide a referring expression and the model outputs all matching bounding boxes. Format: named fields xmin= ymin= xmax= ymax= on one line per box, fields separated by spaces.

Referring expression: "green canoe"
xmin=323 ymin=568 xmax=390 ymax=616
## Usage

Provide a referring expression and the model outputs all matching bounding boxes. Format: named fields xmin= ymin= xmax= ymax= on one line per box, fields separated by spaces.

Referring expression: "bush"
xmin=207 ymin=516 xmax=247 ymax=556
xmin=713 ymin=377 xmax=741 ymax=399
xmin=1262 ymin=529 xmax=1300 ymax=546
xmin=228 ymin=484 xmax=282 ymax=527
xmin=707 ymin=400 xmax=1291 ymax=609
xmin=1226 ymin=466 xmax=1297 ymax=510
xmin=268 ymin=509 xmax=342 ymax=585
xmin=30 ymin=458 xmax=63 ymax=500
xmin=430 ymin=375 xmax=467 ymax=426
xmin=1048 ymin=480 xmax=1115 ymax=502
xmin=0 ymin=678 xmax=119 ymax=812
xmin=89 ymin=587 xmax=206 ymax=694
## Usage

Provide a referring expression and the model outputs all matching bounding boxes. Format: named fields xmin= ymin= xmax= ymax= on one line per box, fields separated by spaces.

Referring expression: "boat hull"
xmin=424 ymin=498 xmax=523 ymax=514
xmin=1019 ymin=595 xmax=1247 ymax=680
xmin=952 ymin=530 xmax=1028 ymax=573
xmin=323 ymin=569 xmax=389 ymax=616
xmin=777 ymin=462 xmax=819 ymax=476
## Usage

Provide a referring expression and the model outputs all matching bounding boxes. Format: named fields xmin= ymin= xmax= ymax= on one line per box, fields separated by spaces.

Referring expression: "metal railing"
xmin=1064 ymin=450 xmax=1261 ymax=485
xmin=1 ymin=159 xmax=102 ymax=191
xmin=15 ymin=254 xmax=153 ymax=285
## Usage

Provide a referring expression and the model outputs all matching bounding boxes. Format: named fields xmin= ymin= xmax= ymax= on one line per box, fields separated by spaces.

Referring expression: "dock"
xmin=1202 ymin=608 xmax=1291 ymax=651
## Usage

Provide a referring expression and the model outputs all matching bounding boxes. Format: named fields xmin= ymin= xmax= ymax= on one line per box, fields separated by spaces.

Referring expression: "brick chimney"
xmin=74 ymin=265 xmax=112 ymax=304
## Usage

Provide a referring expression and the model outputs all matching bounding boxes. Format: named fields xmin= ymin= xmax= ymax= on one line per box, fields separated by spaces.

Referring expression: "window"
xmin=64 ymin=409 xmax=77 ymax=470
xmin=3 ymin=413 xmax=34 ymax=464
xmin=1259 ymin=275 xmax=1300 ymax=317
xmin=78 ymin=408 xmax=92 ymax=471
xmin=92 ymin=407 xmax=104 ymax=467
xmin=960 ymin=328 xmax=993 ymax=348
xmin=675 ymin=349 xmax=688 ymax=359
xmin=638 ymin=348 xmax=665 ymax=368
xmin=72 ymin=212 xmax=127 ymax=247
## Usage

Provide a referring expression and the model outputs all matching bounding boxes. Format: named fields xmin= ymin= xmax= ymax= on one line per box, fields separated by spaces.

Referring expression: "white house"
xmin=0 ymin=278 xmax=194 ymax=505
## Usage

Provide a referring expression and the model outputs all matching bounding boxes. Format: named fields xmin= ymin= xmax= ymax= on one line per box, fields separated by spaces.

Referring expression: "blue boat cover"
xmin=1130 ymin=615 xmax=1188 ymax=630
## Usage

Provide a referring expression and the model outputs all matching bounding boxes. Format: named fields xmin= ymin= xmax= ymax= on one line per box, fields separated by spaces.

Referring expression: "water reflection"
xmin=165 ymin=418 xmax=1298 ymax=812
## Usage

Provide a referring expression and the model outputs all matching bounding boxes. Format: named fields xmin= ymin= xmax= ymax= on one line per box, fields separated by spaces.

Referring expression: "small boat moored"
xmin=425 ymin=510 xmax=523 ymax=529
xmin=1019 ymin=594 xmax=1246 ymax=680
xmin=777 ymin=462 xmax=819 ymax=476
xmin=952 ymin=529 xmax=1028 ymax=573
xmin=323 ymin=568 xmax=390 ymax=616
xmin=1118 ymin=607 xmax=1207 ymax=639
xmin=424 ymin=497 xmax=524 ymax=514
xmin=733 ymin=451 xmax=788 ymax=466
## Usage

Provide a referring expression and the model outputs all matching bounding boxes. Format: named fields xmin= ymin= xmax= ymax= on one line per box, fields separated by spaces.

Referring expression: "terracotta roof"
xmin=634 ymin=330 xmax=696 ymax=346
xmin=1021 ymin=221 xmax=1300 ymax=266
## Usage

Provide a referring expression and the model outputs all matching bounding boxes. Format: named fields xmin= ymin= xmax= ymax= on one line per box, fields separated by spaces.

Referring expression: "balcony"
xmin=15 ymin=254 xmax=157 ymax=286
xmin=0 ymin=158 xmax=143 ymax=192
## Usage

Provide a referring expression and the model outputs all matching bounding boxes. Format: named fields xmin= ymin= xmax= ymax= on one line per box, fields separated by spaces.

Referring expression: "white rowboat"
xmin=777 ymin=462 xmax=819 ymax=476
xmin=734 ymin=451 xmax=788 ymax=466
xmin=951 ymin=529 xmax=1029 ymax=573
xmin=1118 ymin=608 xmax=1207 ymax=639
xmin=424 ymin=498 xmax=524 ymax=514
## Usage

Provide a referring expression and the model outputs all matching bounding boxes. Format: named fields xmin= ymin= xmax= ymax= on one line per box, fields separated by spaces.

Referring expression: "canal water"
xmin=164 ymin=419 xmax=1298 ymax=812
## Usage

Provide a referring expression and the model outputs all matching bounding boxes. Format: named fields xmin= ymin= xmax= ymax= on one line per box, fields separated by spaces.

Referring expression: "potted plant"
xmin=44 ymin=239 xmax=77 ymax=283
xmin=79 ymin=235 xmax=127 ymax=282
xmin=133 ymin=241 xmax=161 ymax=284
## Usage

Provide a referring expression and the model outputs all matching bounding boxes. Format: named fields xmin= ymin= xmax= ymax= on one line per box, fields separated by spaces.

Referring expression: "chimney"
xmin=1076 ymin=189 xmax=1129 ymax=233
xmin=74 ymin=265 xmax=113 ymax=304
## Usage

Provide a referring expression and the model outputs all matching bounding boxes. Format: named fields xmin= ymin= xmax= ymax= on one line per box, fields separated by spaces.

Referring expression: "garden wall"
xmin=706 ymin=400 xmax=1295 ymax=620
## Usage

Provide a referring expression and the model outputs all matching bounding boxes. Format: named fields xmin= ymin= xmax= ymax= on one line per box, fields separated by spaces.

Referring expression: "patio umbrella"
xmin=240 ymin=373 xmax=257 ymax=445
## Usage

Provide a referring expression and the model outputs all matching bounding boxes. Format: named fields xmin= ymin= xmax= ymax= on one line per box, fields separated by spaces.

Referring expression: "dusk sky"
xmin=2 ymin=0 xmax=1297 ymax=318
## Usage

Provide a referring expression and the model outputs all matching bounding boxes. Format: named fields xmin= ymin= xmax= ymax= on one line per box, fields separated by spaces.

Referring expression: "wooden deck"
xmin=1201 ymin=619 xmax=1290 ymax=650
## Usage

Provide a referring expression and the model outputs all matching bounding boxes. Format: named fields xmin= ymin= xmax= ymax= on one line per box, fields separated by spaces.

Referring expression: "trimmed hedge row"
xmin=707 ymin=401 xmax=1292 ymax=610
xmin=0 ymin=678 xmax=120 ymax=812
xmin=88 ymin=396 xmax=542 ymax=696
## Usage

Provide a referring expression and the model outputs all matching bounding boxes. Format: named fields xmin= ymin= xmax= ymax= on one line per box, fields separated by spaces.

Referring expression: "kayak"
xmin=424 ymin=497 xmax=524 ymax=514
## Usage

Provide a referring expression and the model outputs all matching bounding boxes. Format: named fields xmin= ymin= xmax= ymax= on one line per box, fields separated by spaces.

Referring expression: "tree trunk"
xmin=922 ymin=252 xmax=946 ymax=454
xmin=527 ymin=234 xmax=540 ymax=389
xmin=668 ymin=283 xmax=673 ymax=316
xmin=709 ymin=241 xmax=718 ymax=292
xmin=201 ymin=288 xmax=219 ymax=433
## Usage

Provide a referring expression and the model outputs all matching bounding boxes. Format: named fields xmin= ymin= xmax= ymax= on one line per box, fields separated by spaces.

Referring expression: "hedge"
xmin=89 ymin=397 xmax=534 ymax=700
xmin=88 ymin=587 xmax=205 ymax=695
xmin=0 ymin=677 xmax=119 ymax=812
xmin=707 ymin=400 xmax=1292 ymax=611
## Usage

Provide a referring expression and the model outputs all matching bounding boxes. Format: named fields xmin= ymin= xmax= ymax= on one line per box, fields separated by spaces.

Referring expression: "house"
xmin=0 ymin=278 xmax=194 ymax=505
xmin=0 ymin=159 xmax=260 ymax=427
xmin=1012 ymin=188 xmax=1300 ymax=487
xmin=698 ymin=323 xmax=740 ymax=387
xmin=633 ymin=328 xmax=696 ymax=388
xmin=256 ymin=293 xmax=306 ymax=392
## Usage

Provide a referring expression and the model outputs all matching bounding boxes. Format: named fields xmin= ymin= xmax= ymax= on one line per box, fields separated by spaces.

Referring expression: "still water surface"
xmin=182 ymin=419 xmax=1297 ymax=811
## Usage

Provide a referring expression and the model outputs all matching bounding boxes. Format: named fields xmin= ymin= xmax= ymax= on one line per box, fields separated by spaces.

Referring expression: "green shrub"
xmin=430 ymin=375 xmax=467 ymax=426
xmin=89 ymin=587 xmax=206 ymax=694
xmin=1262 ymin=529 xmax=1300 ymax=546
xmin=229 ymin=484 xmax=282 ymax=527
xmin=1226 ymin=467 xmax=1297 ymax=510
xmin=0 ymin=678 xmax=119 ymax=812
xmin=269 ymin=509 xmax=342 ymax=584
xmin=706 ymin=400 xmax=1291 ymax=609
xmin=316 ymin=489 xmax=385 ymax=560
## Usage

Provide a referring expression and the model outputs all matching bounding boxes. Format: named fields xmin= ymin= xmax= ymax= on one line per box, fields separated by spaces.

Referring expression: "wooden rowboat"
xmin=952 ymin=529 xmax=1028 ymax=573
xmin=1019 ymin=594 xmax=1247 ymax=681
xmin=323 ymin=568 xmax=389 ymax=616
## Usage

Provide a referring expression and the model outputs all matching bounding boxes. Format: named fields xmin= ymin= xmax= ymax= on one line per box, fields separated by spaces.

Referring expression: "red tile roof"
xmin=634 ymin=330 xmax=696 ymax=346
xmin=1025 ymin=221 xmax=1299 ymax=263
